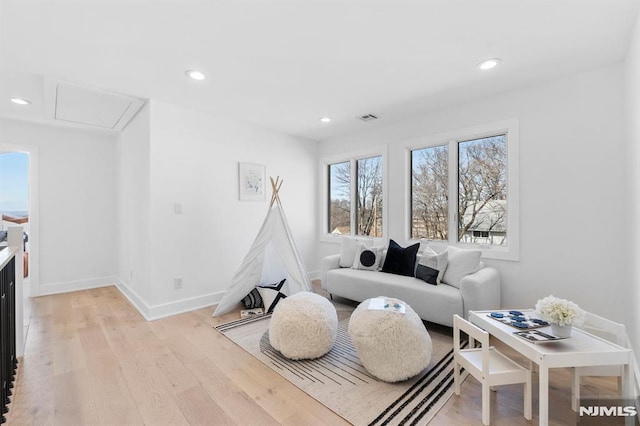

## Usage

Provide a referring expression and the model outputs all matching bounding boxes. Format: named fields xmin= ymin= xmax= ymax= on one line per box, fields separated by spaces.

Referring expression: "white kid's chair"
xmin=571 ymin=311 xmax=627 ymax=411
xmin=453 ymin=314 xmax=532 ymax=425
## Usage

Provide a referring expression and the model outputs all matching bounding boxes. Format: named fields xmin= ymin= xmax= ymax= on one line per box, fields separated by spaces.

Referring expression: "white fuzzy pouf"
xmin=269 ymin=291 xmax=338 ymax=360
xmin=348 ymin=298 xmax=432 ymax=382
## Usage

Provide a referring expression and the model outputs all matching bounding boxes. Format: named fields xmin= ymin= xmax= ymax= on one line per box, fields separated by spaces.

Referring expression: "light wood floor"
xmin=5 ymin=285 xmax=621 ymax=425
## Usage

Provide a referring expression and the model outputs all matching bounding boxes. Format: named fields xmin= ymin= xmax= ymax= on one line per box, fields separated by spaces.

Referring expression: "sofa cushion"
xmin=442 ymin=246 xmax=481 ymax=288
xmin=339 ymin=236 xmax=372 ymax=268
xmin=381 ymin=239 xmax=420 ymax=277
xmin=352 ymin=243 xmax=383 ymax=271
xmin=416 ymin=250 xmax=448 ymax=285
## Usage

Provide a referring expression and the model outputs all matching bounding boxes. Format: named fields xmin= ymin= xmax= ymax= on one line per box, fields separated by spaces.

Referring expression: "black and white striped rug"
xmin=215 ymin=308 xmax=465 ymax=426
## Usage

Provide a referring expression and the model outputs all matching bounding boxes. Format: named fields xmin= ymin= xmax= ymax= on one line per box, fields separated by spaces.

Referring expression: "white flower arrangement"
xmin=534 ymin=295 xmax=586 ymax=326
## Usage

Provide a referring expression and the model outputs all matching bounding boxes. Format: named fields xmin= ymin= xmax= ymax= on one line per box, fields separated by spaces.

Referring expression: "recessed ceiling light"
xmin=478 ymin=58 xmax=501 ymax=70
xmin=320 ymin=117 xmax=332 ymax=123
xmin=10 ymin=97 xmax=32 ymax=105
xmin=185 ymin=70 xmax=205 ymax=80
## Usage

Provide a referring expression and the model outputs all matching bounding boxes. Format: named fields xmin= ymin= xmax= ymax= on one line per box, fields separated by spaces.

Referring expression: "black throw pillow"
xmin=415 ymin=264 xmax=439 ymax=284
xmin=381 ymin=239 xmax=420 ymax=277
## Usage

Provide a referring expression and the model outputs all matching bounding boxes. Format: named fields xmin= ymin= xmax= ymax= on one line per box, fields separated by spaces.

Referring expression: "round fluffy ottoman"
xmin=269 ymin=291 xmax=338 ymax=360
xmin=348 ymin=298 xmax=432 ymax=382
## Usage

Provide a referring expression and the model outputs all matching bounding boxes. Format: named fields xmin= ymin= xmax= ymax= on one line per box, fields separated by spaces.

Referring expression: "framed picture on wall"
xmin=238 ymin=162 xmax=266 ymax=201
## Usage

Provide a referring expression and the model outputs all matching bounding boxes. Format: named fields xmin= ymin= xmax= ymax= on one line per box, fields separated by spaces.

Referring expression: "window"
xmin=328 ymin=161 xmax=351 ymax=235
xmin=355 ymin=157 xmax=383 ymax=236
xmin=409 ymin=120 xmax=518 ymax=260
xmin=458 ymin=135 xmax=507 ymax=246
xmin=411 ymin=144 xmax=448 ymax=241
xmin=326 ymin=154 xmax=384 ymax=237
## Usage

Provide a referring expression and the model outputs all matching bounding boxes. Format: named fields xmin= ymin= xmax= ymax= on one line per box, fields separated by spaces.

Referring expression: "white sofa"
xmin=321 ymin=252 xmax=501 ymax=327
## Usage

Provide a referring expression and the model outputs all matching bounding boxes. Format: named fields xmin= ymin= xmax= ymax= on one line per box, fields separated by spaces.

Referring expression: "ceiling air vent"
xmin=357 ymin=113 xmax=378 ymax=122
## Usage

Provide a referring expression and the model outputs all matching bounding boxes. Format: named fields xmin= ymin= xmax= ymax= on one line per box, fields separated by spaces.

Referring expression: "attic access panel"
xmin=45 ymin=79 xmax=145 ymax=131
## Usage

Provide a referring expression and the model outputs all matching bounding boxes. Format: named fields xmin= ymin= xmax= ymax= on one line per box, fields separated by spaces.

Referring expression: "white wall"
xmin=116 ymin=100 xmax=318 ymax=319
xmin=318 ymin=64 xmax=630 ymax=324
xmin=626 ymin=13 xmax=640 ymax=364
xmin=0 ymin=118 xmax=117 ymax=294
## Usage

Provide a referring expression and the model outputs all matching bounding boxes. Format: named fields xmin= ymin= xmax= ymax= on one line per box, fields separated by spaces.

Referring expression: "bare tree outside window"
xmin=328 ymin=162 xmax=350 ymax=234
xmin=458 ymin=135 xmax=507 ymax=245
xmin=328 ymin=157 xmax=383 ymax=237
xmin=356 ymin=156 xmax=383 ymax=236
xmin=411 ymin=134 xmax=508 ymax=246
xmin=411 ymin=145 xmax=448 ymax=240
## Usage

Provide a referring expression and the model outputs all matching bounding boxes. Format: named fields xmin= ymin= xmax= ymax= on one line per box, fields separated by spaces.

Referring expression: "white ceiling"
xmin=1 ymin=0 xmax=639 ymax=141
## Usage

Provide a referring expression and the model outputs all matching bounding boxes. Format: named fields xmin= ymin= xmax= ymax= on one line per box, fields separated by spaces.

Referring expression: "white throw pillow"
xmin=441 ymin=246 xmax=481 ymax=288
xmin=352 ymin=243 xmax=383 ymax=271
xmin=339 ymin=236 xmax=372 ymax=268
xmin=257 ymin=279 xmax=287 ymax=313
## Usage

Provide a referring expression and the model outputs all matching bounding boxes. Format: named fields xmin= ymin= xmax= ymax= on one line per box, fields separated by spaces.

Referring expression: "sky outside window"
xmin=0 ymin=152 xmax=29 ymax=214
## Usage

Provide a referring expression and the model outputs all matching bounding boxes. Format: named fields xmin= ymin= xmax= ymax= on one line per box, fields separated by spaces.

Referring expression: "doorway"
xmin=0 ymin=152 xmax=30 ymax=279
xmin=0 ymin=145 xmax=39 ymax=296
xmin=0 ymin=144 xmax=38 ymax=356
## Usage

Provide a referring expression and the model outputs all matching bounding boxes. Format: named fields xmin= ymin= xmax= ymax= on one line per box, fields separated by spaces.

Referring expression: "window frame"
xmin=320 ymin=146 xmax=388 ymax=243
xmin=405 ymin=119 xmax=519 ymax=261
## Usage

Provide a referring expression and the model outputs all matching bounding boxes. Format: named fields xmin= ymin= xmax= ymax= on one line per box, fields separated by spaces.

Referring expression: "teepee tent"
xmin=213 ymin=177 xmax=312 ymax=317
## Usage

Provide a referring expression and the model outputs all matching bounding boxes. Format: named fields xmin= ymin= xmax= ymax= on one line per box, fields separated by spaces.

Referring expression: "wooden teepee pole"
xmin=269 ymin=176 xmax=283 ymax=208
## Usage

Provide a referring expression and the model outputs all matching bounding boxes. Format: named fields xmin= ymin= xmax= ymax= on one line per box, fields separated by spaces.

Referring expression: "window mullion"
xmin=350 ymin=158 xmax=357 ymax=235
xmin=448 ymin=139 xmax=458 ymax=245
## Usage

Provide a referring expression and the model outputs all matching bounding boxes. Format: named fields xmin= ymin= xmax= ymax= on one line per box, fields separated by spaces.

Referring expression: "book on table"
xmin=487 ymin=310 xmax=550 ymax=330
xmin=367 ymin=297 xmax=406 ymax=314
xmin=513 ymin=329 xmax=569 ymax=343
xmin=241 ymin=308 xmax=264 ymax=318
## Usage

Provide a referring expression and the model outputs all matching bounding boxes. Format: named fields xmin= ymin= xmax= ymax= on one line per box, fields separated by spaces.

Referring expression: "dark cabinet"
xmin=0 ymin=257 xmax=16 ymax=423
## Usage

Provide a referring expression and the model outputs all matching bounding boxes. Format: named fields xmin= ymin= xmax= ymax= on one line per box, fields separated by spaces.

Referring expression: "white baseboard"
xmin=113 ymin=277 xmax=152 ymax=319
xmin=113 ymin=277 xmax=224 ymax=321
xmin=38 ymin=276 xmax=114 ymax=296
xmin=35 ymin=274 xmax=224 ymax=321
xmin=144 ymin=292 xmax=223 ymax=321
